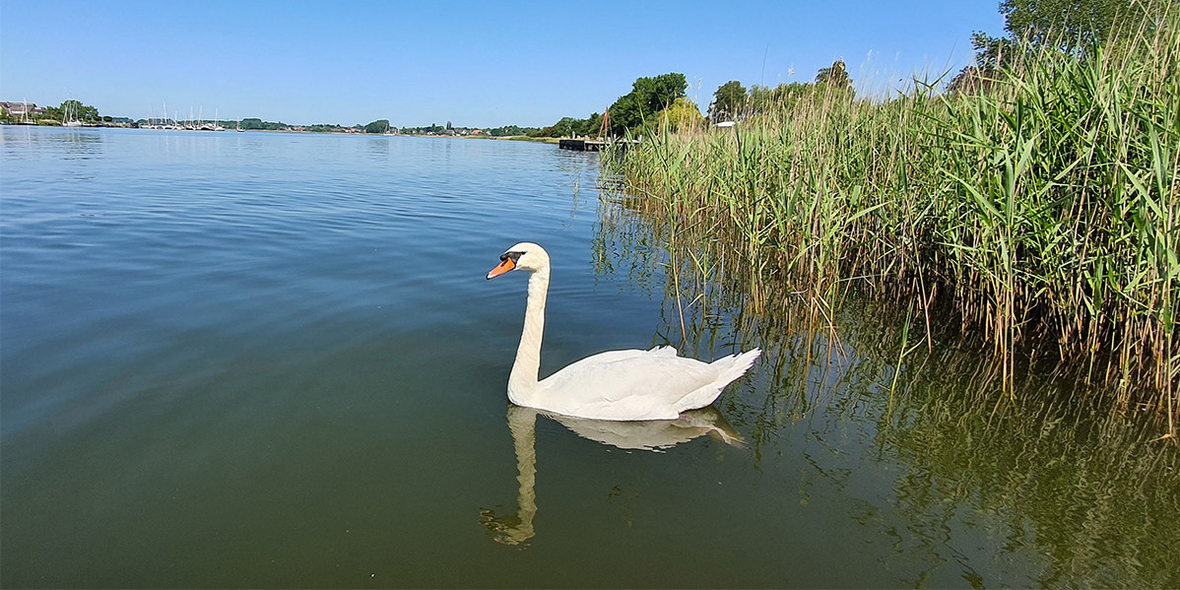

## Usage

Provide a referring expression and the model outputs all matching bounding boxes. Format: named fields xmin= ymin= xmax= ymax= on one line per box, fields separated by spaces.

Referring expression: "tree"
xmin=969 ymin=30 xmax=1019 ymax=70
xmin=947 ymin=31 xmax=1017 ymax=94
xmin=999 ymin=0 xmax=1140 ymax=51
xmin=558 ymin=116 xmax=576 ymax=136
xmin=606 ymin=93 xmax=639 ymax=136
xmin=633 ymin=73 xmax=688 ymax=113
xmin=606 ymin=72 xmax=688 ymax=136
xmin=364 ymin=119 xmax=390 ymax=134
xmin=815 ymin=59 xmax=852 ymax=93
xmin=947 ymin=0 xmax=1154 ymax=94
xmin=708 ymin=80 xmax=747 ymax=122
xmin=488 ymin=125 xmax=528 ymax=137
xmin=584 ymin=112 xmax=604 ymax=137
xmin=53 ymin=99 xmax=99 ymax=124
xmin=748 ymin=82 xmax=815 ymax=115
xmin=659 ymin=97 xmax=704 ymax=132
xmin=528 ymin=113 xmax=605 ymax=138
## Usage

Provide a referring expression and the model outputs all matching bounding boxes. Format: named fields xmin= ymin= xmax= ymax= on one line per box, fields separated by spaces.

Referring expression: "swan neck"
xmin=508 ymin=268 xmax=548 ymax=400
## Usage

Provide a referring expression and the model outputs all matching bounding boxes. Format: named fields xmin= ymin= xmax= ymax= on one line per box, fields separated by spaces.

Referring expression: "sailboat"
xmin=19 ymin=99 xmax=36 ymax=125
xmin=62 ymin=100 xmax=83 ymax=127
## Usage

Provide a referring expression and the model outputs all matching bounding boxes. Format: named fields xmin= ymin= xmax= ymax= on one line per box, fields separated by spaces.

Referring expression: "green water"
xmin=2 ymin=126 xmax=1176 ymax=587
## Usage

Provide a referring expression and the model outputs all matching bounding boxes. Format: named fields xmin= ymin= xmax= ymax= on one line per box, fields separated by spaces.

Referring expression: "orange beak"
xmin=486 ymin=257 xmax=516 ymax=280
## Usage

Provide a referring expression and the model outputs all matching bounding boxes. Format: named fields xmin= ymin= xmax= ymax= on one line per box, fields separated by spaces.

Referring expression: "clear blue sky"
xmin=1 ymin=1 xmax=1005 ymax=128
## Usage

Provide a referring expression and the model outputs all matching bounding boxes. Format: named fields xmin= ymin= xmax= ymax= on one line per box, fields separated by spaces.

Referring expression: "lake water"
xmin=2 ymin=126 xmax=1177 ymax=588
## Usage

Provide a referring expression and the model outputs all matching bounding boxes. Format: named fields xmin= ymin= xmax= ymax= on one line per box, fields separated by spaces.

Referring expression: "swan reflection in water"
xmin=479 ymin=404 xmax=743 ymax=545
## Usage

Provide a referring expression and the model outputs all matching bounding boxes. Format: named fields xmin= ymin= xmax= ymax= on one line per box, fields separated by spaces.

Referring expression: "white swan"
xmin=486 ymin=242 xmax=761 ymax=421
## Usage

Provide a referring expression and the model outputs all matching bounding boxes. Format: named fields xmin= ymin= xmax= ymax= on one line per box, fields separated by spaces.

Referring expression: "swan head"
xmin=486 ymin=242 xmax=550 ymax=279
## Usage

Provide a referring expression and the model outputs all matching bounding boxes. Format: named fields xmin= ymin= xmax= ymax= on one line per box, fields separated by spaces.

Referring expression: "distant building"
xmin=1 ymin=101 xmax=46 ymax=118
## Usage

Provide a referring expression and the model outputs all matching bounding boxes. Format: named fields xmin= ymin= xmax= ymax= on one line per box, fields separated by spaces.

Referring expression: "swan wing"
xmin=537 ymin=347 xmax=755 ymax=421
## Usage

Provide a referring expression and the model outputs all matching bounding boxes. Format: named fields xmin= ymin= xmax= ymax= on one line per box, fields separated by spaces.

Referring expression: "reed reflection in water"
xmin=591 ymin=183 xmax=1180 ymax=587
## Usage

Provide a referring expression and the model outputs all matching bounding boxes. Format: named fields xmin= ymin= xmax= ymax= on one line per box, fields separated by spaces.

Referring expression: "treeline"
xmin=532 ymin=0 xmax=1157 ymax=141
xmin=0 ymin=99 xmax=104 ymax=125
xmin=390 ymin=121 xmax=541 ymax=136
xmin=2 ymin=103 xmax=549 ymax=137
xmin=706 ymin=59 xmax=853 ymax=122
xmin=527 ymin=115 xmax=603 ymax=138
xmin=236 ymin=118 xmax=292 ymax=130
xmin=530 ymin=72 xmax=703 ymax=138
xmin=526 ymin=65 xmax=855 ymax=139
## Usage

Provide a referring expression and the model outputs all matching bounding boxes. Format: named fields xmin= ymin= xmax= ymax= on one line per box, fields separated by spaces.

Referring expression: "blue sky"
xmin=1 ymin=1 xmax=1005 ymax=127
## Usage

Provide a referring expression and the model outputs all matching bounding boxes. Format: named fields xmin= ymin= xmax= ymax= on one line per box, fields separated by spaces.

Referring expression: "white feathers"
xmin=489 ymin=242 xmax=760 ymax=421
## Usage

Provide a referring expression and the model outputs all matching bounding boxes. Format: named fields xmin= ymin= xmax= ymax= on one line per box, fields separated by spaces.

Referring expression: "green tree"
xmin=970 ymin=30 xmax=1019 ymax=70
xmin=635 ymin=73 xmax=688 ymax=112
xmin=708 ymin=80 xmax=747 ymax=122
xmin=749 ymin=82 xmax=815 ymax=115
xmin=583 ymin=112 xmax=604 ymax=137
xmin=815 ymin=59 xmax=852 ymax=93
xmin=54 ymin=99 xmax=99 ymax=124
xmin=528 ymin=114 xmax=602 ymax=138
xmin=364 ymin=119 xmax=391 ymax=133
xmin=947 ymin=31 xmax=1018 ymax=94
xmin=947 ymin=0 xmax=1156 ymax=94
xmin=999 ymin=0 xmax=1140 ymax=50
xmin=607 ymin=72 xmax=688 ymax=136
xmin=529 ymin=117 xmax=570 ymax=138
xmin=606 ymin=93 xmax=638 ymax=136
xmin=556 ymin=116 xmax=576 ymax=136
xmin=659 ymin=97 xmax=704 ymax=132
xmin=488 ymin=125 xmax=526 ymax=137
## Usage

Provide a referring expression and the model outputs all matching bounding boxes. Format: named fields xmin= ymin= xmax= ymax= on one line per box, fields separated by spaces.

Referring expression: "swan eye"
xmin=501 ymin=251 xmax=524 ymax=263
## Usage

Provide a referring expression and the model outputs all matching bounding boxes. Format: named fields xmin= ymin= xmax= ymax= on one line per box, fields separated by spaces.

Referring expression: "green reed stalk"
xmin=609 ymin=11 xmax=1180 ymax=426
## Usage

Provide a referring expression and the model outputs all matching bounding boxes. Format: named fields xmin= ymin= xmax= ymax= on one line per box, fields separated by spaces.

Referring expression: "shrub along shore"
xmin=610 ymin=14 xmax=1178 ymax=430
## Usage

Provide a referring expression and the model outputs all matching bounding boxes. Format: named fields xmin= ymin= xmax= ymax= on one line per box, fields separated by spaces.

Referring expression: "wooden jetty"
xmin=558 ymin=138 xmax=638 ymax=152
xmin=558 ymin=138 xmax=604 ymax=151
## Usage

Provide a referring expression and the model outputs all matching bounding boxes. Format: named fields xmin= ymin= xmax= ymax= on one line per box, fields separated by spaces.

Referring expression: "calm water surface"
xmin=2 ymin=127 xmax=1177 ymax=588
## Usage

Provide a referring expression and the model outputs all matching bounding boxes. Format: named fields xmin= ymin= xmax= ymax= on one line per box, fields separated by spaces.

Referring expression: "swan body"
xmin=487 ymin=242 xmax=760 ymax=421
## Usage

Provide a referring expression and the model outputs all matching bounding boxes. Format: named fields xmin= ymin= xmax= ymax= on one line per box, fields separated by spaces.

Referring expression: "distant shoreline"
xmin=0 ymin=122 xmax=564 ymax=144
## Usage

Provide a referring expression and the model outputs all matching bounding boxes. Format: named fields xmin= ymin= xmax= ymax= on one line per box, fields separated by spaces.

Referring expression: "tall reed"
xmin=609 ymin=11 xmax=1179 ymax=425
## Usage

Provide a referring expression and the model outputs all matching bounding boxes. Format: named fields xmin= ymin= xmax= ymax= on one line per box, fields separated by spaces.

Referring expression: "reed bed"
xmin=592 ymin=199 xmax=1180 ymax=586
xmin=608 ymin=14 xmax=1179 ymax=424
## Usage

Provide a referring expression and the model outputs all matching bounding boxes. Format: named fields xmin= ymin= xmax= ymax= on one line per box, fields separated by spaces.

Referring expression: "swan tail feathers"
xmin=715 ymin=348 xmax=761 ymax=389
xmin=672 ymin=348 xmax=762 ymax=414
